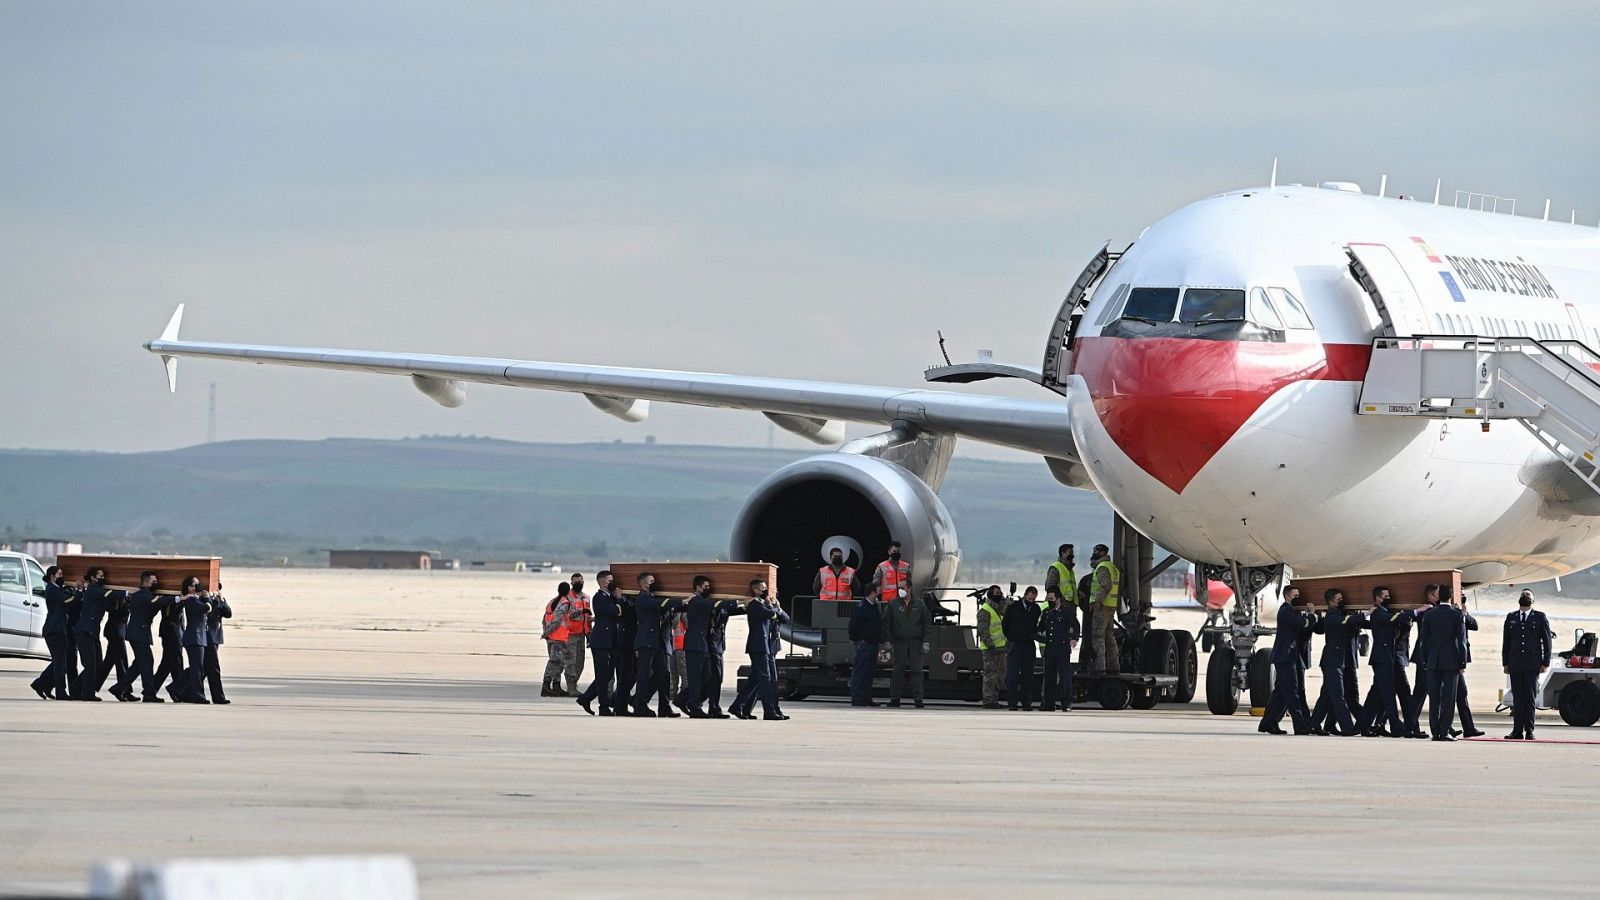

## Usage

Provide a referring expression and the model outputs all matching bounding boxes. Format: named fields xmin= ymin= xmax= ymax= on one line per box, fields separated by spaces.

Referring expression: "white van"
xmin=0 ymin=551 xmax=50 ymax=660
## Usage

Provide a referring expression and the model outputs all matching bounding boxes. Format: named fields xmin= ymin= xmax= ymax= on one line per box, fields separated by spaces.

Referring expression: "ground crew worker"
xmin=847 ymin=589 xmax=884 ymax=707
xmin=562 ymin=573 xmax=591 ymax=696
xmin=815 ymin=547 xmax=856 ymax=603
xmin=576 ymin=571 xmax=619 ymax=716
xmin=1037 ymin=589 xmax=1079 ymax=711
xmin=1043 ymin=544 xmax=1075 ymax=607
xmin=1076 ymin=571 xmax=1096 ymax=670
xmin=976 ymin=585 xmax=1008 ymax=709
xmin=1086 ymin=545 xmax=1121 ymax=676
xmin=869 ymin=541 xmax=910 ymax=604
xmin=1003 ymin=586 xmax=1042 ymax=711
xmin=1503 ymin=590 xmax=1551 ymax=740
xmin=542 ymin=582 xmax=572 ymax=697
xmin=669 ymin=610 xmax=688 ymax=706
xmin=883 ymin=583 xmax=931 ymax=708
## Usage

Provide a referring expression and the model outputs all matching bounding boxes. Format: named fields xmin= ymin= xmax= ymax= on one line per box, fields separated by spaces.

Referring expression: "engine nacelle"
xmin=729 ymin=453 xmax=960 ymax=604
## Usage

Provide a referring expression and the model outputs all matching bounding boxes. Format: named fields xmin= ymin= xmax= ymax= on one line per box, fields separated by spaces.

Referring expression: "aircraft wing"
xmin=145 ymin=305 xmax=1078 ymax=460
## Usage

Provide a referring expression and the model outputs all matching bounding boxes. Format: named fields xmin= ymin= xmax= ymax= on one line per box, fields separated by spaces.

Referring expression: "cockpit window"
xmin=1121 ymin=287 xmax=1180 ymax=324
xmin=1179 ymin=288 xmax=1247 ymax=324
xmin=1092 ymin=283 xmax=1131 ymax=327
xmin=1269 ymin=287 xmax=1315 ymax=330
xmin=1248 ymin=288 xmax=1285 ymax=331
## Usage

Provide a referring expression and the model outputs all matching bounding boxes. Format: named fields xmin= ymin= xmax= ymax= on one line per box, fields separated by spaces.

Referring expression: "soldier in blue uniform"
xmin=1037 ymin=589 xmax=1079 ymax=712
xmin=95 ymin=581 xmax=134 ymax=701
xmin=1259 ymin=585 xmax=1313 ymax=735
xmin=702 ymin=590 xmax=742 ymax=718
xmin=1309 ymin=589 xmax=1359 ymax=735
xmin=1405 ymin=584 xmax=1442 ymax=737
xmin=112 ymin=572 xmax=167 ymax=702
xmin=72 ymin=567 xmax=113 ymax=701
xmin=1421 ymin=585 xmax=1469 ymax=741
xmin=176 ymin=577 xmax=214 ymax=704
xmin=1356 ymin=585 xmax=1417 ymax=737
xmin=153 ymin=587 xmax=187 ymax=702
xmin=676 ymin=575 xmax=719 ymax=717
xmin=202 ymin=582 xmax=233 ymax=704
xmin=731 ymin=580 xmax=789 ymax=720
xmin=29 ymin=566 xmax=77 ymax=700
xmin=1002 ymin=586 xmax=1042 ymax=711
xmin=846 ymin=591 xmax=883 ymax=707
xmin=1502 ymin=589 xmax=1552 ymax=740
xmin=576 ymin=570 xmax=620 ymax=716
xmin=630 ymin=573 xmax=685 ymax=718
xmin=1453 ymin=602 xmax=1485 ymax=739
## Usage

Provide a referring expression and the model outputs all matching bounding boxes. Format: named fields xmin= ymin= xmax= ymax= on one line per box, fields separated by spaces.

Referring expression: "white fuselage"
xmin=1063 ymin=185 xmax=1600 ymax=583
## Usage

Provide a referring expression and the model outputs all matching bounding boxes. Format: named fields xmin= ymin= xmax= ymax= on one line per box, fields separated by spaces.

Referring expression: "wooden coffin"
xmin=1293 ymin=570 xmax=1461 ymax=612
xmin=608 ymin=561 xmax=777 ymax=602
xmin=55 ymin=554 xmax=222 ymax=595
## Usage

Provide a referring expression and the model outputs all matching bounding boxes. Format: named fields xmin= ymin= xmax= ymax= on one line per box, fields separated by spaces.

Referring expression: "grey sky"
xmin=4 ymin=2 xmax=1597 ymax=457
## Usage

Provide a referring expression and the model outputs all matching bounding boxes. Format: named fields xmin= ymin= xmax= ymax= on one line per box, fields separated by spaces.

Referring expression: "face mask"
xmin=831 ymin=557 xmax=843 ymax=567
xmin=889 ymin=552 xmax=901 ymax=561
xmin=1519 ymin=599 xmax=1532 ymax=609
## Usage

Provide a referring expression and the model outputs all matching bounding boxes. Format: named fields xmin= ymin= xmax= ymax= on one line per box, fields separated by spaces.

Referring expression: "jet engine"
xmin=729 ymin=452 xmax=961 ymax=613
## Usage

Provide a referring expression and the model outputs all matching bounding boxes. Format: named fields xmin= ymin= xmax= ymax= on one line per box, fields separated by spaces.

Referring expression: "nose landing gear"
xmin=1199 ymin=561 xmax=1282 ymax=716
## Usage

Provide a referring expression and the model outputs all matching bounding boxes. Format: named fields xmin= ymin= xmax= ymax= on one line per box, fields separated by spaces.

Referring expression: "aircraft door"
xmin=1346 ymin=243 xmax=1430 ymax=337
xmin=1042 ymin=243 xmax=1116 ymax=392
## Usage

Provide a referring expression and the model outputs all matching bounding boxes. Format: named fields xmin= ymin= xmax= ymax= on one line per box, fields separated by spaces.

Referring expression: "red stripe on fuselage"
xmin=1071 ymin=337 xmax=1371 ymax=494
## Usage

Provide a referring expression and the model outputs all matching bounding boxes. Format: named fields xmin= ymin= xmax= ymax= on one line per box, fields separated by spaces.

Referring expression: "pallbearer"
xmin=203 ymin=581 xmax=232 ymax=704
xmin=112 ymin=572 xmax=165 ymax=702
xmin=29 ymin=566 xmax=76 ymax=700
xmin=575 ymin=570 xmax=620 ymax=716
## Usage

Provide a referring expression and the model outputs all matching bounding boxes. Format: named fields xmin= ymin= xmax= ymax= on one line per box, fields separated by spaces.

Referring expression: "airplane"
xmin=143 ymin=176 xmax=1600 ymax=714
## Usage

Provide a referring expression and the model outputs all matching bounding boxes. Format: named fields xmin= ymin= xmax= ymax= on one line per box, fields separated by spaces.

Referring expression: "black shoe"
xmin=1292 ymin=729 xmax=1312 ymax=735
xmin=1007 ymin=705 xmax=1019 ymax=711
xmin=982 ymin=701 xmax=1002 ymax=709
xmin=143 ymin=695 xmax=166 ymax=703
xmin=1463 ymin=729 xmax=1485 ymax=739
xmin=1259 ymin=725 xmax=1287 ymax=735
xmin=192 ymin=697 xmax=211 ymax=705
xmin=598 ymin=707 xmax=614 ymax=717
xmin=914 ymin=701 xmax=925 ymax=709
xmin=763 ymin=713 xmax=789 ymax=720
xmin=707 ymin=709 xmax=730 ymax=719
xmin=1506 ymin=732 xmax=1524 ymax=740
xmin=1526 ymin=731 xmax=1536 ymax=741
xmin=577 ymin=696 xmax=595 ymax=715
xmin=1407 ymin=731 xmax=1429 ymax=739
xmin=733 ymin=709 xmax=753 ymax=720
xmin=32 ymin=685 xmax=50 ymax=700
xmin=660 ymin=709 xmax=682 ymax=719
xmin=53 ymin=692 xmax=71 ymax=701
xmin=81 ymin=695 xmax=102 ymax=701
xmin=1309 ymin=727 xmax=1328 ymax=736
xmin=687 ymin=708 xmax=708 ymax=719
xmin=214 ymin=699 xmax=230 ymax=705
xmin=887 ymin=700 xmax=902 ymax=708
xmin=1449 ymin=729 xmax=1462 ymax=738
xmin=540 ymin=681 xmax=553 ymax=697
xmin=1432 ymin=735 xmax=1455 ymax=742
xmin=633 ymin=707 xmax=656 ymax=718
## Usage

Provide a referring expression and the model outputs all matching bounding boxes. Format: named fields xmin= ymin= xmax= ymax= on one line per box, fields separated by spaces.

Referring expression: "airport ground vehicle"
xmin=1543 ymin=629 xmax=1600 ymax=727
xmin=744 ymin=586 xmax=1187 ymax=709
xmin=0 ymin=551 xmax=50 ymax=660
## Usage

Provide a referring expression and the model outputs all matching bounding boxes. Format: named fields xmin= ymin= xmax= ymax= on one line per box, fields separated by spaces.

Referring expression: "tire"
xmin=1206 ymin=647 xmax=1239 ymax=715
xmin=1172 ymin=631 xmax=1198 ymax=703
xmin=1248 ymin=648 xmax=1274 ymax=710
xmin=1130 ymin=688 xmax=1159 ymax=709
xmin=1140 ymin=630 xmax=1177 ymax=675
xmin=1098 ymin=678 xmax=1132 ymax=710
xmin=1558 ymin=679 xmax=1600 ymax=727
xmin=1200 ymin=632 xmax=1216 ymax=653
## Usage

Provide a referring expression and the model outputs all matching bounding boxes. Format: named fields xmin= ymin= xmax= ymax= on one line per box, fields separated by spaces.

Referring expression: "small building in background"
xmin=21 ymin=539 xmax=84 ymax=563
xmin=328 ymin=549 xmax=435 ymax=570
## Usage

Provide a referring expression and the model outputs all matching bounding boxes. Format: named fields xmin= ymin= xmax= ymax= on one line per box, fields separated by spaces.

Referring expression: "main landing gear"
xmin=1199 ymin=562 xmax=1282 ymax=716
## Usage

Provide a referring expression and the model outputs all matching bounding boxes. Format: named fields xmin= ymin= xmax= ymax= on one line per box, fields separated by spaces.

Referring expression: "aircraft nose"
xmin=1071 ymin=337 xmax=1357 ymax=494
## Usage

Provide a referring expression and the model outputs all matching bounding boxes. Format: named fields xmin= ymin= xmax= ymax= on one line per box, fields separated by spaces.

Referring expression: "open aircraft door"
xmin=1346 ymin=243 xmax=1430 ymax=337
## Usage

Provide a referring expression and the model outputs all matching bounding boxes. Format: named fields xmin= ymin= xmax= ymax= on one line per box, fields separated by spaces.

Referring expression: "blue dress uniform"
xmin=1357 ymin=602 xmax=1415 ymax=736
xmin=734 ymin=599 xmax=788 ymax=719
xmin=154 ymin=598 xmax=186 ymax=700
xmin=1407 ymin=605 xmax=1435 ymax=735
xmin=1503 ymin=606 xmax=1552 ymax=738
xmin=679 ymin=593 xmax=733 ymax=716
xmin=613 ymin=595 xmax=638 ymax=715
xmin=1037 ymin=603 xmax=1079 ymax=711
xmin=177 ymin=592 xmax=213 ymax=704
xmin=95 ymin=589 xmax=132 ymax=697
xmin=576 ymin=587 xmax=620 ymax=715
xmin=1454 ymin=612 xmax=1482 ymax=736
xmin=203 ymin=593 xmax=232 ymax=703
xmin=1421 ymin=603 xmax=1469 ymax=740
xmin=1002 ymin=597 xmax=1042 ymax=711
xmin=73 ymin=583 xmax=115 ymax=700
xmin=1310 ymin=607 xmax=1359 ymax=735
xmin=703 ymin=599 xmax=741 ymax=716
xmin=115 ymin=588 xmax=171 ymax=701
xmin=1260 ymin=600 xmax=1313 ymax=734
xmin=30 ymin=581 xmax=78 ymax=700
xmin=631 ymin=590 xmax=685 ymax=717
xmin=846 ymin=598 xmax=884 ymax=706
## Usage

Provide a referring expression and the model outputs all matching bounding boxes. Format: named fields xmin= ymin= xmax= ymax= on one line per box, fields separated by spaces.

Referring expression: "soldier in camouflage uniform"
xmin=976 ymin=585 xmax=1009 ymax=709
xmin=542 ymin=582 xmax=572 ymax=696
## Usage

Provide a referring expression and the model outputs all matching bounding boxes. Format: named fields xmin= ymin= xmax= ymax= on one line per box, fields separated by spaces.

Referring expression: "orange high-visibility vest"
xmin=543 ymin=598 xmax=570 ymax=642
xmin=876 ymin=560 xmax=910 ymax=600
xmin=817 ymin=565 xmax=856 ymax=602
xmin=566 ymin=592 xmax=592 ymax=636
xmin=672 ymin=615 xmax=686 ymax=651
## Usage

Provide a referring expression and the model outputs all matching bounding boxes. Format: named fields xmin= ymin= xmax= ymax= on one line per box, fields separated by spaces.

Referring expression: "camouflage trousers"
xmin=1089 ymin=606 xmax=1120 ymax=675
xmin=543 ymin=640 xmax=568 ymax=680
xmin=982 ymin=648 xmax=1006 ymax=704
xmin=564 ymin=635 xmax=587 ymax=692
xmin=669 ymin=650 xmax=687 ymax=700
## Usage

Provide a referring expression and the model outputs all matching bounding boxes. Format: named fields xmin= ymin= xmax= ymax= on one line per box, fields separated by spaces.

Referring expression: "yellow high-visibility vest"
xmin=1095 ymin=560 xmax=1121 ymax=609
xmin=979 ymin=600 xmax=1008 ymax=650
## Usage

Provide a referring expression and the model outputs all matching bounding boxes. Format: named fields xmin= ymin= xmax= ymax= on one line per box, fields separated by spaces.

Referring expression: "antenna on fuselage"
xmin=1433 ymin=179 xmax=1442 ymax=205
xmin=1378 ymin=174 xmax=1387 ymax=198
xmin=1269 ymin=157 xmax=1278 ymax=190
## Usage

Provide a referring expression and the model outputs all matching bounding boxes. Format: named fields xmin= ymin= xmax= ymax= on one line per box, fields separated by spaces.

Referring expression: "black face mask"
xmin=831 ymin=557 xmax=843 ymax=567
xmin=888 ymin=552 xmax=901 ymax=561
xmin=1519 ymin=599 xmax=1533 ymax=609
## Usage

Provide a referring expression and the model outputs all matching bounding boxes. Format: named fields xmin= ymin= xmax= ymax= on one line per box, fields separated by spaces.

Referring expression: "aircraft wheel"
xmin=1558 ymin=679 xmax=1600 ymax=727
xmin=1097 ymin=678 xmax=1132 ymax=710
xmin=1206 ymin=647 xmax=1239 ymax=715
xmin=1248 ymin=648 xmax=1274 ymax=710
xmin=1172 ymin=631 xmax=1198 ymax=703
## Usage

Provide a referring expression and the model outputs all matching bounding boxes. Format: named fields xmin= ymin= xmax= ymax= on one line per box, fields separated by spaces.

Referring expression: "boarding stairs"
xmin=1358 ymin=336 xmax=1600 ymax=494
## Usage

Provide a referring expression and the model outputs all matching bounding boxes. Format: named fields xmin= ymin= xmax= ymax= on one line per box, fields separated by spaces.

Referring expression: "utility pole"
xmin=207 ymin=382 xmax=217 ymax=444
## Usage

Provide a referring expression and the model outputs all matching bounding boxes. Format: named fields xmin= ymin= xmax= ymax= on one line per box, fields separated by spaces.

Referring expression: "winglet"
xmin=155 ymin=304 xmax=184 ymax=392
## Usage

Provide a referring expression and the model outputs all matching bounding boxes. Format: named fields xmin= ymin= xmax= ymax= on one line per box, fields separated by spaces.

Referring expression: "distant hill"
xmin=0 ymin=436 xmax=1113 ymax=567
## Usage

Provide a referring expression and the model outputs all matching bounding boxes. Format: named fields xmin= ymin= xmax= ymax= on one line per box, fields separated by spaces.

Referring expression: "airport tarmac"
xmin=2 ymin=568 xmax=1597 ymax=897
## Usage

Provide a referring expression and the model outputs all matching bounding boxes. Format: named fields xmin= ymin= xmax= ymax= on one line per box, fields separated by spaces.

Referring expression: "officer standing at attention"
xmin=1453 ymin=596 xmax=1486 ymax=739
xmin=29 ymin=566 xmax=77 ymax=700
xmin=731 ymin=581 xmax=788 ymax=720
xmin=1422 ymin=584 xmax=1469 ymax=741
xmin=561 ymin=574 xmax=590 ymax=697
xmin=1503 ymin=589 xmax=1552 ymax=740
xmin=1037 ymin=589 xmax=1079 ymax=712
xmin=576 ymin=570 xmax=619 ymax=716
xmin=814 ymin=546 xmax=856 ymax=604
xmin=1309 ymin=589 xmax=1359 ymax=736
xmin=111 ymin=572 xmax=165 ymax=703
xmin=201 ymin=581 xmax=232 ymax=704
xmin=847 ymin=585 xmax=884 ymax=707
xmin=177 ymin=577 xmax=214 ymax=704
xmin=1003 ymin=586 xmax=1042 ymax=711
xmin=1086 ymin=545 xmax=1122 ymax=676
xmin=882 ymin=579 xmax=932 ymax=708
xmin=541 ymin=582 xmax=572 ymax=697
xmin=72 ymin=567 xmax=113 ymax=701
xmin=1259 ymin=585 xmax=1313 ymax=735
xmin=701 ymin=587 xmax=743 ymax=718
xmin=869 ymin=541 xmax=911 ymax=606
xmin=631 ymin=573 xmax=685 ymax=718
xmin=975 ymin=585 xmax=1008 ymax=709
xmin=676 ymin=575 xmax=719 ymax=717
